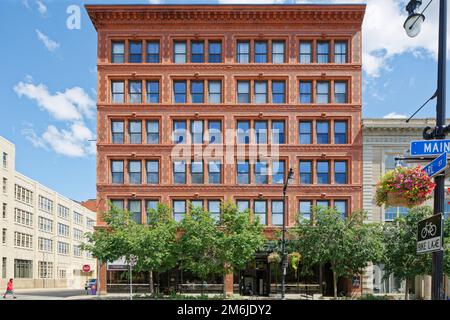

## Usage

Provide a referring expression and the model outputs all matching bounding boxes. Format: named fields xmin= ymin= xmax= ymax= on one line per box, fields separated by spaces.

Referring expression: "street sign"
xmin=82 ymin=264 xmax=91 ymax=273
xmin=417 ymin=214 xmax=443 ymax=254
xmin=410 ymin=139 xmax=450 ymax=156
xmin=423 ymin=152 xmax=447 ymax=178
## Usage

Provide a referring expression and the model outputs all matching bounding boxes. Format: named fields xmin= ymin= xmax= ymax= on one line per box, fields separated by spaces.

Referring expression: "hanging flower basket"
xmin=267 ymin=252 xmax=281 ymax=264
xmin=375 ymin=165 xmax=435 ymax=208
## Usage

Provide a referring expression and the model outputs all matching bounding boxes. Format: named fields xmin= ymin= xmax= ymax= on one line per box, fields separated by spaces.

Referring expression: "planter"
xmin=386 ymin=192 xmax=412 ymax=208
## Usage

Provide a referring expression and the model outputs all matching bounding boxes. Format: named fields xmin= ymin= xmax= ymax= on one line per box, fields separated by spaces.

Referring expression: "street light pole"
xmin=281 ymin=168 xmax=294 ymax=300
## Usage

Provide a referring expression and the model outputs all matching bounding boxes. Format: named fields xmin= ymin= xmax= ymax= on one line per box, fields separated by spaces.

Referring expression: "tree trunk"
xmin=333 ymin=271 xmax=338 ymax=300
xmin=223 ymin=272 xmax=227 ymax=299
xmin=149 ymin=270 xmax=154 ymax=294
xmin=404 ymin=278 xmax=409 ymax=301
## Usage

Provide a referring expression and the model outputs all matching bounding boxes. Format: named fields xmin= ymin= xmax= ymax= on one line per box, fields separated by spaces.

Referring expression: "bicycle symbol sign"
xmin=417 ymin=214 xmax=443 ymax=254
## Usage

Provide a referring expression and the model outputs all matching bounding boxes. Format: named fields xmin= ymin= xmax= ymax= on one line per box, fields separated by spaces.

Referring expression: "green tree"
xmin=290 ymin=207 xmax=384 ymax=299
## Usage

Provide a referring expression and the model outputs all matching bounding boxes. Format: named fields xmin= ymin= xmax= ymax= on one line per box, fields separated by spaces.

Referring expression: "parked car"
xmin=85 ymin=278 xmax=97 ymax=291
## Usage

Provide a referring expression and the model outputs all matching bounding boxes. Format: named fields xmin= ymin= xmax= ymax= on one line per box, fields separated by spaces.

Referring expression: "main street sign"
xmin=423 ymin=152 xmax=447 ymax=178
xmin=417 ymin=214 xmax=443 ymax=254
xmin=410 ymin=139 xmax=450 ymax=156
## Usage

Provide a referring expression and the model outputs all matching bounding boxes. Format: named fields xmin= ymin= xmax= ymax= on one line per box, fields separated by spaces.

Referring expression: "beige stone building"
xmin=0 ymin=136 xmax=97 ymax=289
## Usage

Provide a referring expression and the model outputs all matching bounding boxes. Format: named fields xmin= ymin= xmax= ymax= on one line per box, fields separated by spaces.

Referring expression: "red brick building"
xmin=86 ymin=4 xmax=365 ymax=296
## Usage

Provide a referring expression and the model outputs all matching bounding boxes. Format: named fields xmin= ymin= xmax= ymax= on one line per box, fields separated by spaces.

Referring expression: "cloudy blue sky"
xmin=0 ymin=0 xmax=447 ymax=201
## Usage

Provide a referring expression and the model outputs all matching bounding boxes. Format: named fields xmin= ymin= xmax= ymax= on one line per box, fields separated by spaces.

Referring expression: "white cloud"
xmin=22 ymin=0 xmax=30 ymax=9
xmin=36 ymin=0 xmax=47 ymax=15
xmin=13 ymin=81 xmax=95 ymax=121
xmin=35 ymin=29 xmax=59 ymax=52
xmin=383 ymin=112 xmax=408 ymax=119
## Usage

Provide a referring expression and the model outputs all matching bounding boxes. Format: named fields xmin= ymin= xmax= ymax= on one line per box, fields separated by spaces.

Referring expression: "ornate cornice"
xmin=85 ymin=5 xmax=366 ymax=30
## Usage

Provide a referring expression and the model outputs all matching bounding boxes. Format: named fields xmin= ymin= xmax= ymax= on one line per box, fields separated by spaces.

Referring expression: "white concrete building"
xmin=0 ymin=136 xmax=96 ymax=289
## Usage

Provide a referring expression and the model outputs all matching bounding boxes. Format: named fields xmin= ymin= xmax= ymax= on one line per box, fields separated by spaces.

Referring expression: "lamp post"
xmin=281 ymin=167 xmax=294 ymax=300
xmin=404 ymin=0 xmax=446 ymax=300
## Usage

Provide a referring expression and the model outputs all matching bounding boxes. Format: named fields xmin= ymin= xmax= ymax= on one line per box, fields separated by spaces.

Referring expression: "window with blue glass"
xmin=191 ymin=161 xmax=204 ymax=184
xmin=316 ymin=81 xmax=330 ymax=103
xmin=146 ymin=120 xmax=159 ymax=144
xmin=334 ymin=121 xmax=348 ymax=144
xmin=173 ymin=81 xmax=187 ymax=103
xmin=271 ymin=121 xmax=285 ymax=144
xmin=272 ymin=81 xmax=285 ymax=103
xmin=191 ymin=81 xmax=204 ymax=103
xmin=299 ymin=81 xmax=312 ymax=104
xmin=191 ymin=120 xmax=204 ymax=144
xmin=208 ymin=161 xmax=221 ymax=184
xmin=173 ymin=200 xmax=186 ymax=222
xmin=147 ymin=41 xmax=160 ymax=63
xmin=317 ymin=41 xmax=330 ymax=63
xmin=334 ymin=200 xmax=347 ymax=219
xmin=111 ymin=41 xmax=125 ymax=63
xmin=191 ymin=41 xmax=205 ymax=63
xmin=190 ymin=200 xmax=203 ymax=210
xmin=129 ymin=161 xmax=142 ymax=185
xmin=254 ymin=200 xmax=267 ymax=225
xmin=334 ymin=41 xmax=348 ymax=64
xmin=237 ymin=41 xmax=250 ymax=63
xmin=111 ymin=160 xmax=124 ymax=184
xmin=146 ymin=160 xmax=159 ymax=184
xmin=208 ymin=80 xmax=222 ymax=103
xmin=254 ymin=41 xmax=268 ymax=63
xmin=173 ymin=41 xmax=187 ymax=63
xmin=110 ymin=199 xmax=124 ymax=210
xmin=272 ymin=41 xmax=285 ymax=64
xmin=255 ymin=161 xmax=268 ymax=184
xmin=111 ymin=121 xmax=124 ymax=144
xmin=173 ymin=161 xmax=186 ymax=184
xmin=208 ymin=120 xmax=222 ymax=144
xmin=316 ymin=121 xmax=329 ymax=144
xmin=385 ymin=207 xmax=409 ymax=221
xmin=299 ymin=41 xmax=312 ymax=63
xmin=271 ymin=200 xmax=284 ymax=226
xmin=146 ymin=200 xmax=159 ymax=224
xmin=299 ymin=201 xmax=312 ymax=221
xmin=173 ymin=120 xmax=187 ymax=144
xmin=237 ymin=121 xmax=250 ymax=144
xmin=334 ymin=161 xmax=347 ymax=184
xmin=208 ymin=41 xmax=222 ymax=63
xmin=129 ymin=41 xmax=142 ymax=63
xmin=237 ymin=161 xmax=250 ymax=184
xmin=272 ymin=160 xmax=285 ymax=185
xmin=129 ymin=121 xmax=142 ymax=144
xmin=237 ymin=200 xmax=250 ymax=212
xmin=299 ymin=121 xmax=312 ymax=144
xmin=334 ymin=81 xmax=348 ymax=103
xmin=316 ymin=200 xmax=330 ymax=209
xmin=254 ymin=121 xmax=268 ymax=144
xmin=146 ymin=81 xmax=159 ymax=103
xmin=299 ymin=161 xmax=312 ymax=184
xmin=129 ymin=81 xmax=142 ymax=103
xmin=128 ymin=200 xmax=142 ymax=224
xmin=111 ymin=81 xmax=125 ymax=103
xmin=254 ymin=81 xmax=268 ymax=104
xmin=237 ymin=81 xmax=250 ymax=103
xmin=208 ymin=200 xmax=221 ymax=222
xmin=317 ymin=161 xmax=330 ymax=184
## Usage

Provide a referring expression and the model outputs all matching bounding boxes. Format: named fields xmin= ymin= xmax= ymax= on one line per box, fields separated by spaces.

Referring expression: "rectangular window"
xmin=173 ymin=161 xmax=187 ymax=184
xmin=2 ymin=228 xmax=6 ymax=244
xmin=129 ymin=41 xmax=142 ymax=63
xmin=57 ymin=223 xmax=69 ymax=237
xmin=38 ymin=237 xmax=53 ymax=252
xmin=129 ymin=121 xmax=142 ymax=144
xmin=3 ymin=152 xmax=7 ymax=169
xmin=254 ymin=200 xmax=267 ymax=225
xmin=14 ymin=208 xmax=33 ymax=226
xmin=191 ymin=41 xmax=205 ymax=63
xmin=146 ymin=200 xmax=159 ymax=224
xmin=299 ymin=41 xmax=312 ymax=63
xmin=191 ymin=161 xmax=204 ymax=184
xmin=173 ymin=200 xmax=186 ymax=222
xmin=254 ymin=81 xmax=268 ymax=104
xmin=14 ymin=259 xmax=32 ymax=278
xmin=73 ymin=245 xmax=82 ymax=257
xmin=300 ymin=161 xmax=312 ymax=184
xmin=38 ymin=196 xmax=53 ymax=213
xmin=316 ymin=81 xmax=330 ymax=103
xmin=237 ymin=81 xmax=250 ymax=103
xmin=174 ymin=41 xmax=187 ymax=63
xmin=173 ymin=80 xmax=187 ymax=103
xmin=173 ymin=120 xmax=187 ymax=144
xmin=208 ymin=41 xmax=222 ymax=63
xmin=129 ymin=81 xmax=142 ymax=103
xmin=299 ymin=81 xmax=312 ymax=104
xmin=334 ymin=200 xmax=347 ymax=219
xmin=254 ymin=41 xmax=268 ymax=63
xmin=191 ymin=120 xmax=204 ymax=144
xmin=2 ymin=257 xmax=6 ymax=279
xmin=146 ymin=81 xmax=160 ymax=103
xmin=190 ymin=200 xmax=203 ymax=210
xmin=3 ymin=179 xmax=7 ymax=194
xmin=299 ymin=121 xmax=312 ymax=144
xmin=191 ymin=80 xmax=205 ymax=103
xmin=316 ymin=200 xmax=330 ymax=209
xmin=237 ymin=41 xmax=250 ymax=63
xmin=237 ymin=161 xmax=250 ymax=184
xmin=334 ymin=41 xmax=348 ymax=64
xmin=73 ymin=228 xmax=83 ymax=241
xmin=147 ymin=41 xmax=160 ymax=63
xmin=111 ymin=41 xmax=125 ymax=63
xmin=316 ymin=121 xmax=329 ymax=144
xmin=208 ymin=161 xmax=221 ymax=184
xmin=128 ymin=200 xmax=142 ymax=224
xmin=237 ymin=120 xmax=250 ymax=144
xmin=254 ymin=121 xmax=268 ymax=144
xmin=208 ymin=120 xmax=222 ymax=144
xmin=271 ymin=200 xmax=284 ymax=226
xmin=334 ymin=161 xmax=348 ymax=184
xmin=111 ymin=121 xmax=124 ymax=144
xmin=272 ymin=160 xmax=285 ymax=185
xmin=38 ymin=216 xmax=53 ymax=233
xmin=129 ymin=160 xmax=142 ymax=185
xmin=208 ymin=200 xmax=221 ymax=222
xmin=146 ymin=120 xmax=159 ymax=144
xmin=111 ymin=160 xmax=124 ymax=184
xmin=57 ymin=242 xmax=69 ymax=255
xmin=237 ymin=200 xmax=250 ymax=212
xmin=272 ymin=41 xmax=285 ymax=64
xmin=208 ymin=80 xmax=222 ymax=104
xmin=334 ymin=81 xmax=348 ymax=103
xmin=299 ymin=201 xmax=312 ymax=221
xmin=146 ymin=160 xmax=159 ymax=184
xmin=272 ymin=81 xmax=285 ymax=103
xmin=317 ymin=161 xmax=330 ymax=184
xmin=110 ymin=200 xmax=124 ymax=210
xmin=2 ymin=203 xmax=7 ymax=219
xmin=334 ymin=121 xmax=348 ymax=144
xmin=271 ymin=121 xmax=285 ymax=144
xmin=317 ymin=41 xmax=330 ymax=63
xmin=111 ymin=81 xmax=125 ymax=103
xmin=255 ymin=161 xmax=268 ymax=184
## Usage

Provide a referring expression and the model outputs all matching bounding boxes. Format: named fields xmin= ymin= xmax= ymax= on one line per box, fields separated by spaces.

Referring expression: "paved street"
xmin=1 ymin=289 xmax=90 ymax=300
